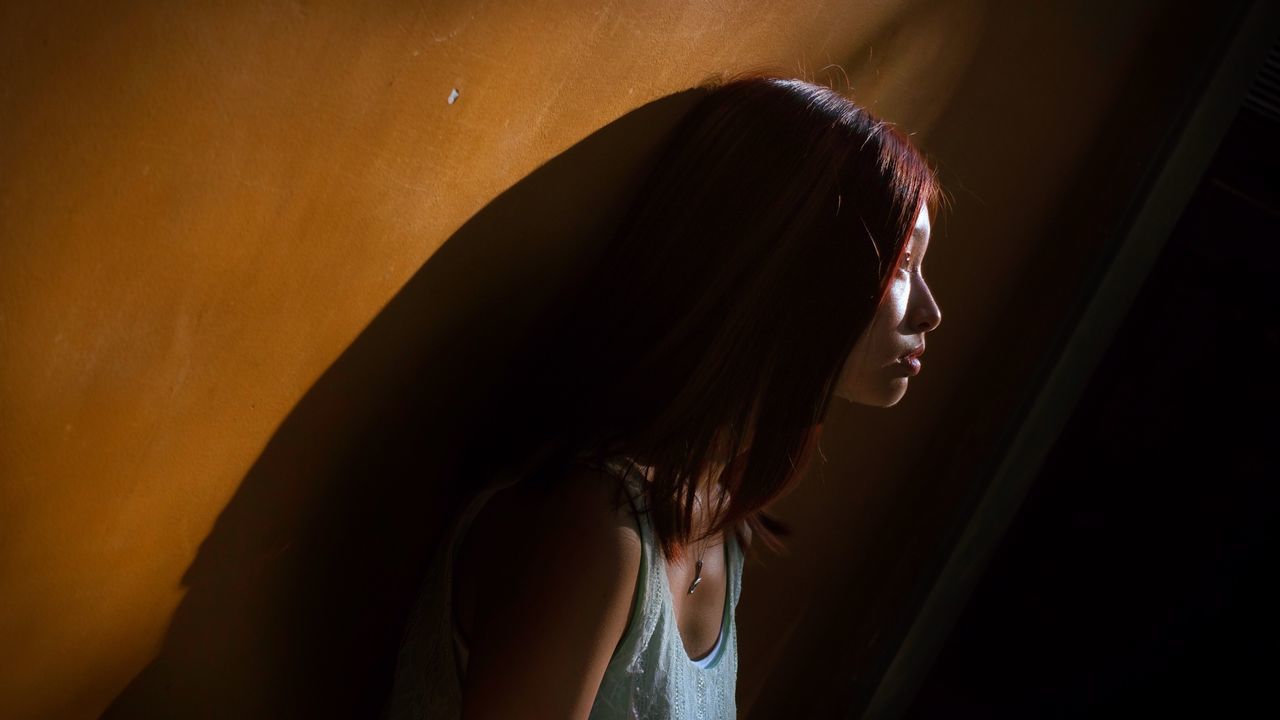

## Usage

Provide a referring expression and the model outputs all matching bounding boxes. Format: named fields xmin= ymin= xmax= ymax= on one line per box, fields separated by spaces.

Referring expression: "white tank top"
xmin=381 ymin=455 xmax=744 ymax=719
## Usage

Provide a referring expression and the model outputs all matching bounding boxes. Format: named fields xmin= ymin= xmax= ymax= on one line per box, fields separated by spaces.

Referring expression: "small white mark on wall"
xmin=448 ymin=88 xmax=460 ymax=105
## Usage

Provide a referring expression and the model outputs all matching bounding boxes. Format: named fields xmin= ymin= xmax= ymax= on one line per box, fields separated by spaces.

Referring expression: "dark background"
xmin=906 ymin=56 xmax=1280 ymax=719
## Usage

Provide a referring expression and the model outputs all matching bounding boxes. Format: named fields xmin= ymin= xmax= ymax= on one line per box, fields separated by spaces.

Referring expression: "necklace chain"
xmin=687 ymin=485 xmax=718 ymax=594
xmin=687 ymin=558 xmax=704 ymax=594
xmin=687 ymin=527 xmax=715 ymax=594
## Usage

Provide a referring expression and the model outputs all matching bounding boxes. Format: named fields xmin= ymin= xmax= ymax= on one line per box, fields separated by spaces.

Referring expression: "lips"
xmin=899 ymin=344 xmax=925 ymax=361
xmin=893 ymin=344 xmax=925 ymax=377
xmin=899 ymin=357 xmax=921 ymax=376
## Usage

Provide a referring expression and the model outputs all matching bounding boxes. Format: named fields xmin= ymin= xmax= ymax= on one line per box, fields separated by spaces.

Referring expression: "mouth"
xmin=899 ymin=344 xmax=925 ymax=361
xmin=894 ymin=356 xmax=922 ymax=377
xmin=894 ymin=345 xmax=925 ymax=377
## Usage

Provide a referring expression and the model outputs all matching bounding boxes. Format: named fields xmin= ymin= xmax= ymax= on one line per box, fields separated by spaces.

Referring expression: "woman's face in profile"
xmin=834 ymin=204 xmax=942 ymax=407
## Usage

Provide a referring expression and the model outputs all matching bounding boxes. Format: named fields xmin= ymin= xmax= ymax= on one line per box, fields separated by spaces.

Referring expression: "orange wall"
xmin=0 ymin=1 xmax=1235 ymax=717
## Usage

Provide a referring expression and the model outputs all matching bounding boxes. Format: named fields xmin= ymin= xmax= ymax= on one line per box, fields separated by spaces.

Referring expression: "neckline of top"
xmin=615 ymin=456 xmax=733 ymax=669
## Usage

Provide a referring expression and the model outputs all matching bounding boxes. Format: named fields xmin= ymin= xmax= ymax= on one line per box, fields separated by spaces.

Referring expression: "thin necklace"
xmin=687 ymin=498 xmax=710 ymax=594
xmin=687 ymin=472 xmax=731 ymax=594
xmin=630 ymin=456 xmax=711 ymax=594
xmin=687 ymin=548 xmax=705 ymax=594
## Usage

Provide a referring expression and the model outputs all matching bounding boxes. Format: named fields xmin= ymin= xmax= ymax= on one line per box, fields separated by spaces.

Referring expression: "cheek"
xmin=836 ymin=325 xmax=876 ymax=394
xmin=836 ymin=347 xmax=861 ymax=389
xmin=881 ymin=280 xmax=910 ymax=325
xmin=831 ymin=283 xmax=915 ymax=405
xmin=863 ymin=290 xmax=906 ymax=358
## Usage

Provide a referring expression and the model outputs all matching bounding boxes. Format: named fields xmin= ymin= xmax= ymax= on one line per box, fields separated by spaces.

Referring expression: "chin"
xmin=869 ymin=379 xmax=909 ymax=407
xmin=863 ymin=394 xmax=905 ymax=408
xmin=839 ymin=379 xmax=909 ymax=408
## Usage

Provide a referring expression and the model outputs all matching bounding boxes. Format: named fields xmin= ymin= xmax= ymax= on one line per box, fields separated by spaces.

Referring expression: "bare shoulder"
xmin=455 ymin=462 xmax=643 ymax=717
xmin=487 ymin=462 xmax=641 ymax=552
xmin=506 ymin=462 xmax=644 ymax=580
xmin=465 ymin=461 xmax=640 ymax=550
xmin=457 ymin=462 xmax=642 ymax=620
xmin=542 ymin=462 xmax=643 ymax=534
xmin=478 ymin=462 xmax=643 ymax=609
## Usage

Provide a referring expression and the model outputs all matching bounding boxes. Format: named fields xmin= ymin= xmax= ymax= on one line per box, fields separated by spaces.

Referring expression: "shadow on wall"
xmin=102 ymin=89 xmax=706 ymax=719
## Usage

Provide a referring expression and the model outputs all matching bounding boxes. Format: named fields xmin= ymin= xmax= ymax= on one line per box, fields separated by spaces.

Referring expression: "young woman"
xmin=383 ymin=73 xmax=942 ymax=719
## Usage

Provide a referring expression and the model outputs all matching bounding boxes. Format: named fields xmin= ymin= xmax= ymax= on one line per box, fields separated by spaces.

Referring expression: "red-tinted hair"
xmin=482 ymin=73 xmax=940 ymax=562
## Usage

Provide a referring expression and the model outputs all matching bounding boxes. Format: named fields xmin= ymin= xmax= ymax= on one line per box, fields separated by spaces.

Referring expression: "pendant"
xmin=687 ymin=559 xmax=703 ymax=594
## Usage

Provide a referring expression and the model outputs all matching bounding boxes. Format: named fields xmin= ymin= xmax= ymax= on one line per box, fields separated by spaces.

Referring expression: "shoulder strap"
xmin=568 ymin=453 xmax=648 ymax=516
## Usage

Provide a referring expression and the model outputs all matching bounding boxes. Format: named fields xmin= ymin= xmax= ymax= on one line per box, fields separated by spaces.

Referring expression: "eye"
xmin=899 ymin=251 xmax=913 ymax=275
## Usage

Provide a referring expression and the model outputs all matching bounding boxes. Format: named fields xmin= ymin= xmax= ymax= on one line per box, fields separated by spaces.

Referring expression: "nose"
xmin=910 ymin=279 xmax=942 ymax=333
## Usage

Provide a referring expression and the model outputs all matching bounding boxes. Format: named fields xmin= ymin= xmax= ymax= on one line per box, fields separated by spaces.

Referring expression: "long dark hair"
xmin=470 ymin=73 xmax=940 ymax=564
